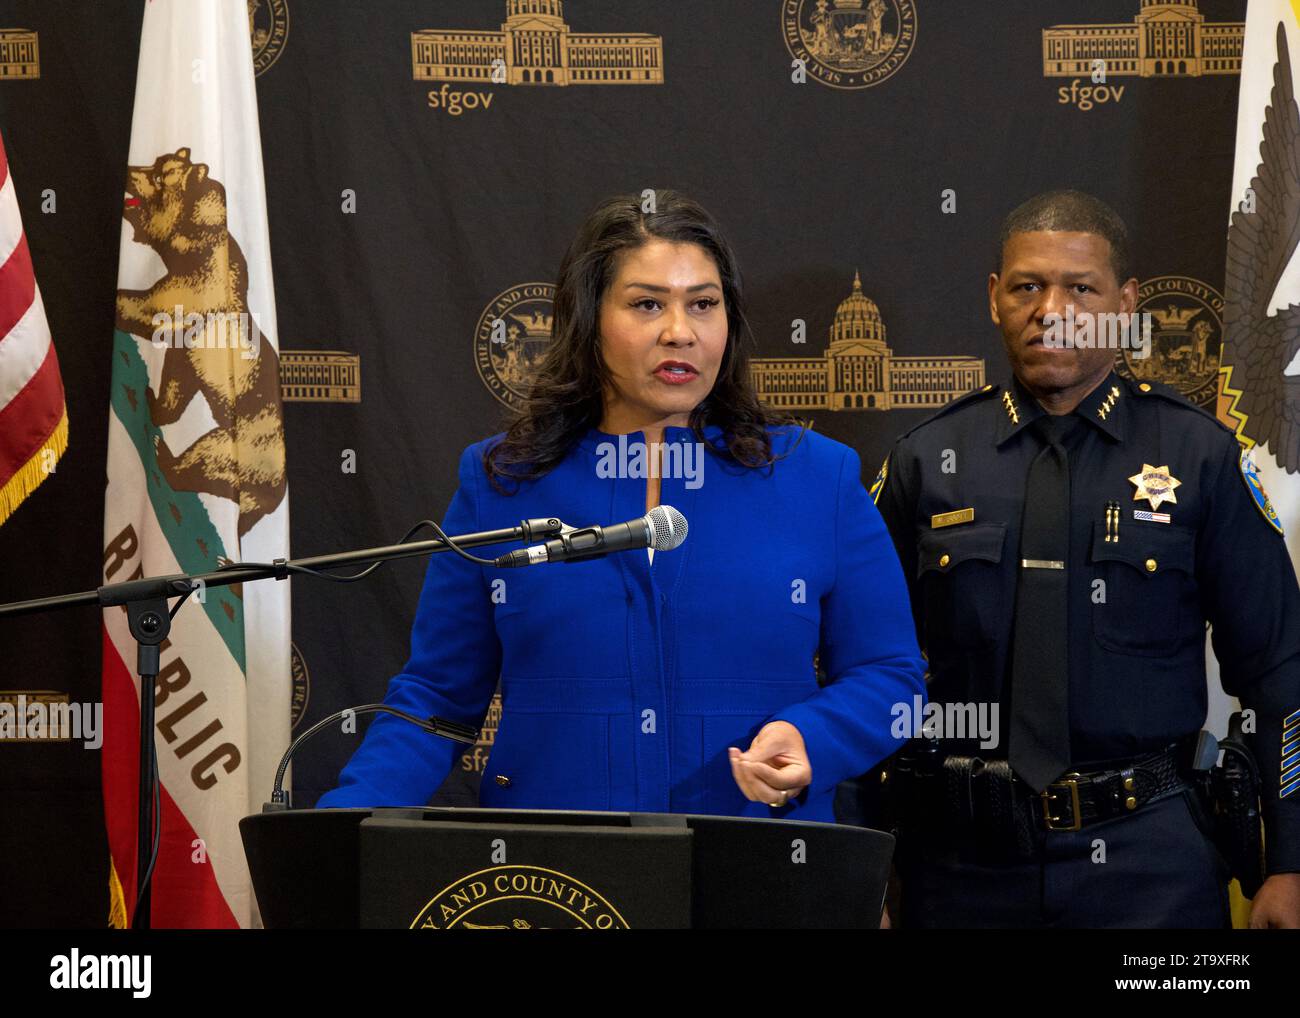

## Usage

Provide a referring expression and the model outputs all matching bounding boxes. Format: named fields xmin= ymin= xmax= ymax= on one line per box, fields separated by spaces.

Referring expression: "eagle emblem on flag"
xmin=1222 ymin=23 xmax=1300 ymax=475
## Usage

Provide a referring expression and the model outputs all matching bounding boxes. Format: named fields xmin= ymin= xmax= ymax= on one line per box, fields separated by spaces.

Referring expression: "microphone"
xmin=493 ymin=505 xmax=688 ymax=568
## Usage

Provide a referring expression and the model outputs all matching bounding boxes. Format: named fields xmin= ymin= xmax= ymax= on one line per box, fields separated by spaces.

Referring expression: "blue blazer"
xmin=317 ymin=424 xmax=926 ymax=821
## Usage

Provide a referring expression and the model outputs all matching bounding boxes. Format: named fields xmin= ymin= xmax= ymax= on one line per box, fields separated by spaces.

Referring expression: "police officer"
xmin=871 ymin=190 xmax=1300 ymax=928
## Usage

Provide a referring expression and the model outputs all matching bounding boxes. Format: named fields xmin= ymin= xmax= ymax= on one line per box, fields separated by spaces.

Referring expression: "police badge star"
xmin=1128 ymin=464 xmax=1181 ymax=510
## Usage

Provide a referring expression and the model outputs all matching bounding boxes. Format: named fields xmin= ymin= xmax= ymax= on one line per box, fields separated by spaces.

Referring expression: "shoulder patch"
xmin=895 ymin=383 xmax=1000 ymax=441
xmin=1240 ymin=451 xmax=1284 ymax=537
xmin=869 ymin=454 xmax=889 ymax=505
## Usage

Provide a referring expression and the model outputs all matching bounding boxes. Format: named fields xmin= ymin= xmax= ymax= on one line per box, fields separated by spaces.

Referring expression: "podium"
xmin=240 ymin=807 xmax=894 ymax=929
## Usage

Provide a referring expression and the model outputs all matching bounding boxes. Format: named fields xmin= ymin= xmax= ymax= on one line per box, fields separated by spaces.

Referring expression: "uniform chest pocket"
xmin=915 ymin=522 xmax=1007 ymax=654
xmin=1089 ymin=521 xmax=1201 ymax=657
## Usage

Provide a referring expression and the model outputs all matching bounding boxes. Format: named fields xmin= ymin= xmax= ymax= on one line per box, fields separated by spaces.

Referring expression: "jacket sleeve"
xmin=316 ymin=443 xmax=502 ymax=807
xmin=768 ymin=446 xmax=928 ymax=796
xmin=1199 ymin=433 xmax=1300 ymax=874
xmin=872 ymin=439 xmax=925 ymax=648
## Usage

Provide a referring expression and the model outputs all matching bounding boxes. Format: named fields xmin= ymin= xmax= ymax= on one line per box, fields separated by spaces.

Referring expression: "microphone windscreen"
xmin=647 ymin=505 xmax=688 ymax=551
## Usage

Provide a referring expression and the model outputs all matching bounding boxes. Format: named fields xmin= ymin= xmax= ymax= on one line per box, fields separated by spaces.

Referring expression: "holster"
xmin=1205 ymin=712 xmax=1265 ymax=899
xmin=885 ymin=740 xmax=1039 ymax=862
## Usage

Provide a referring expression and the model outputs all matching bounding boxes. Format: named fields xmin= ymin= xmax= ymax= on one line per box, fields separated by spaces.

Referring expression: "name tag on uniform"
xmin=931 ymin=507 xmax=975 ymax=529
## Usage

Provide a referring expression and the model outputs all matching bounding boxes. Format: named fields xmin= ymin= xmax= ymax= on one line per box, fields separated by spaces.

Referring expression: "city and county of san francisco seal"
xmin=289 ymin=642 xmax=309 ymax=732
xmin=247 ymin=0 xmax=289 ymax=77
xmin=1117 ymin=275 xmax=1223 ymax=410
xmin=474 ymin=282 xmax=555 ymax=411
xmin=411 ymin=865 xmax=630 ymax=929
xmin=781 ymin=0 xmax=917 ymax=90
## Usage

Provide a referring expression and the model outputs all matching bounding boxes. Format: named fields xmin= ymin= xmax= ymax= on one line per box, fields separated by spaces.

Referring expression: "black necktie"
xmin=1009 ymin=414 xmax=1074 ymax=792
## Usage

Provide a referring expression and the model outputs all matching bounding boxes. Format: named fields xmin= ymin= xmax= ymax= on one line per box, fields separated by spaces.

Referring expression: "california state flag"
xmin=102 ymin=0 xmax=289 ymax=928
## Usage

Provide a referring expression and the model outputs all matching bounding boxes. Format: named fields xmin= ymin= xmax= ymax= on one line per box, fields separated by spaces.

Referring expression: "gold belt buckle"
xmin=1040 ymin=772 xmax=1082 ymax=832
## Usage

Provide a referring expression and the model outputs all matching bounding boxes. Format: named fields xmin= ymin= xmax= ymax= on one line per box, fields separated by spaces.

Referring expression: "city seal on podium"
xmin=782 ymin=0 xmax=917 ymax=90
xmin=411 ymin=865 xmax=630 ymax=929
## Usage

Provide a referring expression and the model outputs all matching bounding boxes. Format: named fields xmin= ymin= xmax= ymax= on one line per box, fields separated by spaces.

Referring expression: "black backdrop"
xmin=0 ymin=0 xmax=1245 ymax=926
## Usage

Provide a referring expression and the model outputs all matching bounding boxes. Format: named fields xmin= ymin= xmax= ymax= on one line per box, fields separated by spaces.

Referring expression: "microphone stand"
xmin=0 ymin=516 xmax=566 ymax=929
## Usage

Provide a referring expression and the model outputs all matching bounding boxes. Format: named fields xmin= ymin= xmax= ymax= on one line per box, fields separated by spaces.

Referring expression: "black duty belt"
xmin=1034 ymin=745 xmax=1187 ymax=831
xmin=889 ymin=742 xmax=1193 ymax=858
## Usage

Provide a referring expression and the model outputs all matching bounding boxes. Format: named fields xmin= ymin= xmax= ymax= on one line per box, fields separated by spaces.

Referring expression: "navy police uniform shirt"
xmin=873 ymin=370 xmax=1300 ymax=874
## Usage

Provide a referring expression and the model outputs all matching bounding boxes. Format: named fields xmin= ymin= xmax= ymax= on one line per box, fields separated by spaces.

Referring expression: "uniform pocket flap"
xmin=1089 ymin=519 xmax=1195 ymax=576
xmin=916 ymin=522 xmax=1007 ymax=578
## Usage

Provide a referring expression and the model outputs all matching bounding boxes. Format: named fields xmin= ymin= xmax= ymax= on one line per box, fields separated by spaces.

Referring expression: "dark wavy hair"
xmin=484 ymin=190 xmax=803 ymax=493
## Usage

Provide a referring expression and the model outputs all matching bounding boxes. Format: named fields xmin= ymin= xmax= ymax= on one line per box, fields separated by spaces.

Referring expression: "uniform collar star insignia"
xmin=998 ymin=373 xmax=1131 ymax=447
xmin=995 ymin=378 xmax=1047 ymax=447
xmin=1001 ymin=389 xmax=1020 ymax=425
xmin=1096 ymin=385 xmax=1121 ymax=420
xmin=1129 ymin=463 xmax=1181 ymax=510
xmin=1076 ymin=373 xmax=1129 ymax=441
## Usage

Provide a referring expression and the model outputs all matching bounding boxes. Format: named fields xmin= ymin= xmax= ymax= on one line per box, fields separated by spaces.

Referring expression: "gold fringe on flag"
xmin=108 ymin=853 xmax=129 ymax=929
xmin=1229 ymin=879 xmax=1252 ymax=929
xmin=0 ymin=407 xmax=68 ymax=527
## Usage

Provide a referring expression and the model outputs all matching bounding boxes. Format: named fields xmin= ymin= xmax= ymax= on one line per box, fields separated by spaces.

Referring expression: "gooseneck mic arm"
xmin=266 ymin=704 xmax=479 ymax=810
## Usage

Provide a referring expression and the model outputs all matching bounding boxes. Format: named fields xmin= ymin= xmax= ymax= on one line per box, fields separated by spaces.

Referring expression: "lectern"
xmin=240 ymin=807 xmax=894 ymax=929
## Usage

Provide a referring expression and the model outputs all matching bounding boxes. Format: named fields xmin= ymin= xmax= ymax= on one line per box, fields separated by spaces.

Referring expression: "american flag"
xmin=0 ymin=129 xmax=66 ymax=525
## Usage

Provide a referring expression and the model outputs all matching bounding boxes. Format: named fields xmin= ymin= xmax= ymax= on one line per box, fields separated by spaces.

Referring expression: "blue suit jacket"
xmin=317 ymin=424 xmax=926 ymax=821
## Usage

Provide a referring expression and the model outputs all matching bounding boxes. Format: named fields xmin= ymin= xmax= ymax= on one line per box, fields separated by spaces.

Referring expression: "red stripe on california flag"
xmin=0 ymin=340 xmax=63 ymax=486
xmin=102 ymin=626 xmax=239 ymax=929
xmin=0 ymin=231 xmax=35 ymax=339
xmin=102 ymin=624 xmax=142 ymax=913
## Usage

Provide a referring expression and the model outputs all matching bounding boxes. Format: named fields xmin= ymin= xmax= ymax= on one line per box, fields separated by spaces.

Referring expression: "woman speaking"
xmin=318 ymin=192 xmax=925 ymax=820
